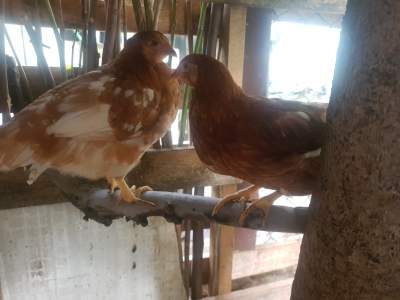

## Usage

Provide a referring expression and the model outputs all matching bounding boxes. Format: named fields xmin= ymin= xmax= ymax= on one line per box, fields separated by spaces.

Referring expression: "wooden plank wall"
xmin=2 ymin=0 xmax=200 ymax=34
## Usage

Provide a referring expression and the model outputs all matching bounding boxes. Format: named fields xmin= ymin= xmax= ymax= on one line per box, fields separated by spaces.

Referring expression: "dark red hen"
xmin=174 ymin=54 xmax=326 ymax=224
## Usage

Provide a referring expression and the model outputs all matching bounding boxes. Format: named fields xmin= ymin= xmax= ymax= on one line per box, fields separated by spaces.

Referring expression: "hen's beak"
xmin=168 ymin=47 xmax=177 ymax=57
xmin=171 ymin=68 xmax=184 ymax=84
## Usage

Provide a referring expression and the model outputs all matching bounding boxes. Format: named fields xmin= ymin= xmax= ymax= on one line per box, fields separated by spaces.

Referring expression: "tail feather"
xmin=0 ymin=126 xmax=33 ymax=172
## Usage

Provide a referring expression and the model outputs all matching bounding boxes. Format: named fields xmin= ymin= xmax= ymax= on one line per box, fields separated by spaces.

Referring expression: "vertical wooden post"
xmin=208 ymin=5 xmax=247 ymax=297
xmin=191 ymin=221 xmax=204 ymax=299
xmin=191 ymin=186 xmax=205 ymax=300
xmin=0 ymin=0 xmax=11 ymax=124
xmin=235 ymin=7 xmax=273 ymax=251
xmin=292 ymin=1 xmax=400 ymax=299
xmin=242 ymin=7 xmax=273 ymax=96
xmin=226 ymin=5 xmax=247 ymax=85
xmin=209 ymin=185 xmax=237 ymax=296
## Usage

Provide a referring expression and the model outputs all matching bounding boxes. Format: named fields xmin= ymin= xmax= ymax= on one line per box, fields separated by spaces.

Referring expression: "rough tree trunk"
xmin=292 ymin=1 xmax=400 ymax=299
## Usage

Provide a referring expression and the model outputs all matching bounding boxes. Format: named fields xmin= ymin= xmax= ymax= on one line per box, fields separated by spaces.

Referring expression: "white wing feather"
xmin=47 ymin=104 xmax=114 ymax=140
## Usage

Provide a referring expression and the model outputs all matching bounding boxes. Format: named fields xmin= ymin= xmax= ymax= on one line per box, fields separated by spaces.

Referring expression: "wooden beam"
xmin=211 ymin=0 xmax=346 ymax=14
xmin=232 ymin=240 xmax=301 ymax=279
xmin=0 ymin=148 xmax=240 ymax=210
xmin=209 ymin=185 xmax=237 ymax=296
xmin=235 ymin=7 xmax=274 ymax=252
xmin=191 ymin=221 xmax=205 ymax=299
xmin=2 ymin=0 xmax=345 ymax=33
xmin=242 ymin=7 xmax=272 ymax=97
xmin=226 ymin=5 xmax=246 ymax=85
xmin=208 ymin=6 xmax=247 ymax=296
xmin=216 ymin=186 xmax=236 ymax=295
xmin=2 ymin=0 xmax=200 ymax=34
xmin=203 ymin=279 xmax=293 ymax=300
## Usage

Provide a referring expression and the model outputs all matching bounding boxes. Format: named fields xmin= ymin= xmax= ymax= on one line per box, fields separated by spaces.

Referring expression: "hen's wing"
xmin=0 ymin=69 xmax=161 ymax=172
xmin=241 ymin=97 xmax=327 ymax=157
xmin=17 ymin=69 xmax=159 ymax=142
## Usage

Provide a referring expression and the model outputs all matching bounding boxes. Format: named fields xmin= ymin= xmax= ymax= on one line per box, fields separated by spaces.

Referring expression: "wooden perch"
xmin=49 ymin=169 xmax=308 ymax=233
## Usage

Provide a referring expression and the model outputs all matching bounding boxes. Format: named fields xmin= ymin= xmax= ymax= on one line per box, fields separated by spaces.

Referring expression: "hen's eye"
xmin=150 ymin=40 xmax=159 ymax=46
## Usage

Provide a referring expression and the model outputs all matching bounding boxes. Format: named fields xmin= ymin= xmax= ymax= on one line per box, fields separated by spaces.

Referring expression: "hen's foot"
xmin=114 ymin=177 xmax=156 ymax=206
xmin=130 ymin=185 xmax=153 ymax=199
xmin=212 ymin=185 xmax=260 ymax=216
xmin=239 ymin=191 xmax=282 ymax=226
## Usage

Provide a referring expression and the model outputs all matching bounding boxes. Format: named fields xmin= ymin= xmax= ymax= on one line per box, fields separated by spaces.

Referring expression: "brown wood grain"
xmin=2 ymin=0 xmax=200 ymax=34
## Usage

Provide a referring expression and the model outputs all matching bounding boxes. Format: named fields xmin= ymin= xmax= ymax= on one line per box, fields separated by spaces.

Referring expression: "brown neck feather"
xmin=112 ymin=50 xmax=169 ymax=90
xmin=193 ymin=67 xmax=243 ymax=107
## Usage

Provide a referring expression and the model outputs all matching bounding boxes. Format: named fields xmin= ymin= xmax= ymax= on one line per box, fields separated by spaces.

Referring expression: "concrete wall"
xmin=0 ymin=203 xmax=186 ymax=300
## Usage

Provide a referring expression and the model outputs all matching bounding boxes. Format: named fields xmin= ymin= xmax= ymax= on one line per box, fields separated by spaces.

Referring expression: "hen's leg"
xmin=114 ymin=177 xmax=155 ymax=206
xmin=212 ymin=185 xmax=260 ymax=216
xmin=238 ymin=190 xmax=282 ymax=226
xmin=107 ymin=177 xmax=118 ymax=193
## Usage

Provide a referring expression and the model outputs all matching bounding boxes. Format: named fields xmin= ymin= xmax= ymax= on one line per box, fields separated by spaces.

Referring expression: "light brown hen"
xmin=0 ymin=31 xmax=179 ymax=205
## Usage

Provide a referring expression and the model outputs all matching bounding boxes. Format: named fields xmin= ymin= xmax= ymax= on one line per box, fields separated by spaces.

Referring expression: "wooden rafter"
xmin=2 ymin=0 xmax=200 ymax=34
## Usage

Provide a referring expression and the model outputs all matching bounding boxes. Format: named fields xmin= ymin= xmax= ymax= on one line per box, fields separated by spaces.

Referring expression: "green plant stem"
xmin=178 ymin=1 xmax=207 ymax=145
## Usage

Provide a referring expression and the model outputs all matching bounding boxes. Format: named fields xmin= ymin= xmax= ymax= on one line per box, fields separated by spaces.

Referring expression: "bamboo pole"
xmin=4 ymin=29 xmax=33 ymax=103
xmin=102 ymin=0 xmax=120 ymax=64
xmin=178 ymin=1 xmax=207 ymax=146
xmin=132 ymin=0 xmax=145 ymax=31
xmin=122 ymin=0 xmax=127 ymax=46
xmin=86 ymin=0 xmax=99 ymax=71
xmin=0 ymin=0 xmax=11 ymax=123
xmin=152 ymin=0 xmax=164 ymax=30
xmin=24 ymin=21 xmax=55 ymax=89
xmin=143 ymin=0 xmax=153 ymax=30
xmin=185 ymin=0 xmax=193 ymax=54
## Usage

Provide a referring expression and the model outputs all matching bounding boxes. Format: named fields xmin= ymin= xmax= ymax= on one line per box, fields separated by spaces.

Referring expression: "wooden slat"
xmin=234 ymin=7 xmax=273 ymax=251
xmin=209 ymin=185 xmax=237 ymax=296
xmin=191 ymin=220 xmax=205 ymax=299
xmin=2 ymin=0 xmax=200 ymax=34
xmin=208 ymin=7 xmax=248 ymax=296
xmin=217 ymin=186 xmax=236 ymax=295
xmin=0 ymin=148 xmax=240 ymax=210
xmin=2 ymin=0 xmax=346 ymax=34
xmin=242 ymin=7 xmax=272 ymax=97
xmin=211 ymin=0 xmax=346 ymax=13
xmin=232 ymin=240 xmax=301 ymax=280
xmin=203 ymin=279 xmax=293 ymax=300
xmin=226 ymin=5 xmax=246 ymax=86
